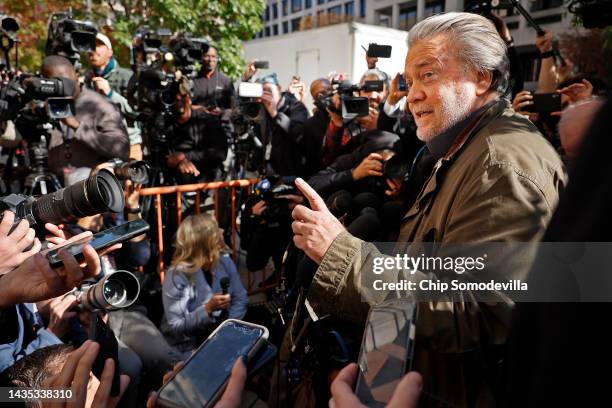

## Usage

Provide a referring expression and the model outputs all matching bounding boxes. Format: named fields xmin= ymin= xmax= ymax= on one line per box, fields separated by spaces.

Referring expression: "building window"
xmin=292 ymin=0 xmax=302 ymax=13
xmin=291 ymin=17 xmax=301 ymax=31
xmin=282 ymin=0 xmax=288 ymax=15
xmin=273 ymin=24 xmax=279 ymax=35
xmin=272 ymin=3 xmax=278 ymax=19
xmin=376 ymin=7 xmax=392 ymax=27
xmin=530 ymin=0 xmax=563 ymax=11
xmin=318 ymin=0 xmax=325 ymax=4
xmin=265 ymin=6 xmax=270 ymax=21
xmin=283 ymin=21 xmax=289 ymax=33
xmin=265 ymin=26 xmax=271 ymax=36
xmin=424 ymin=0 xmax=444 ymax=17
xmin=360 ymin=0 xmax=366 ymax=18
xmin=328 ymin=5 xmax=342 ymax=14
xmin=305 ymin=0 xmax=312 ymax=8
xmin=345 ymin=1 xmax=354 ymax=16
xmin=399 ymin=4 xmax=417 ymax=30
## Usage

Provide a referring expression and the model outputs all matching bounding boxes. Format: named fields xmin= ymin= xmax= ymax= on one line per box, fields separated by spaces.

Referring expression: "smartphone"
xmin=354 ymin=299 xmax=417 ymax=408
xmin=248 ymin=340 xmax=278 ymax=378
xmin=367 ymin=43 xmax=392 ymax=58
xmin=253 ymin=60 xmax=269 ymax=69
xmin=238 ymin=82 xmax=264 ymax=98
xmin=156 ymin=319 xmax=269 ymax=408
xmin=398 ymin=74 xmax=407 ymax=92
xmin=46 ymin=219 xmax=150 ymax=268
xmin=89 ymin=314 xmax=121 ymax=397
xmin=525 ymin=92 xmax=562 ymax=113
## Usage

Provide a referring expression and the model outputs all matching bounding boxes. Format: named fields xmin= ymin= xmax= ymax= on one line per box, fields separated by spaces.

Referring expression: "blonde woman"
xmin=160 ymin=214 xmax=248 ymax=353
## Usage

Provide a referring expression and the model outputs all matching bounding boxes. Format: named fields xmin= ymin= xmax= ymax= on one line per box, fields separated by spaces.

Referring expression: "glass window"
xmin=318 ymin=0 xmax=325 ymax=4
xmin=282 ymin=0 xmax=288 ymax=15
xmin=424 ymin=0 xmax=444 ymax=17
xmin=377 ymin=7 xmax=392 ymax=27
xmin=399 ymin=4 xmax=417 ymax=30
xmin=345 ymin=1 xmax=354 ymax=16
xmin=292 ymin=0 xmax=302 ymax=13
xmin=265 ymin=6 xmax=270 ymax=21
xmin=272 ymin=3 xmax=278 ymax=19
xmin=291 ymin=17 xmax=301 ymax=31
xmin=360 ymin=0 xmax=366 ymax=18
xmin=265 ymin=26 xmax=271 ymax=36
xmin=328 ymin=5 xmax=342 ymax=14
xmin=283 ymin=21 xmax=289 ymax=33
xmin=306 ymin=0 xmax=312 ymax=8
xmin=273 ymin=24 xmax=279 ymax=35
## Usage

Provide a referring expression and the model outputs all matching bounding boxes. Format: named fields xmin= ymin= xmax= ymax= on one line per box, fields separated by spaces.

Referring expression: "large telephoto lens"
xmin=81 ymin=270 xmax=141 ymax=311
xmin=28 ymin=169 xmax=124 ymax=226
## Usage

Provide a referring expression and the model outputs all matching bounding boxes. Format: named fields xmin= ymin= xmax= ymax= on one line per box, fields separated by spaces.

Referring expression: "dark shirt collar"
xmin=426 ymin=99 xmax=499 ymax=160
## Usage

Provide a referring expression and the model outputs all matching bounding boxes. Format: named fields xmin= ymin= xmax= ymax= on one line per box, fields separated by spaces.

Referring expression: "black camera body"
xmin=45 ymin=11 xmax=97 ymax=62
xmin=322 ymin=79 xmax=383 ymax=121
xmin=1 ymin=75 xmax=76 ymax=122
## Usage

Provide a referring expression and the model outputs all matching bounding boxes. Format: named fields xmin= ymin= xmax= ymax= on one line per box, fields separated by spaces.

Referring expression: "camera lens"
xmin=103 ymin=279 xmax=128 ymax=307
xmin=81 ymin=270 xmax=141 ymax=311
xmin=28 ymin=169 xmax=124 ymax=226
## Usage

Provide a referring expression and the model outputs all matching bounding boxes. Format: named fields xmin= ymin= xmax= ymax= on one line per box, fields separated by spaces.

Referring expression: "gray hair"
xmin=408 ymin=12 xmax=509 ymax=94
xmin=360 ymin=68 xmax=390 ymax=89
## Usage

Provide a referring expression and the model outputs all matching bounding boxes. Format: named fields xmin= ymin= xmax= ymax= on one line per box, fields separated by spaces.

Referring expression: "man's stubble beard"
xmin=416 ymin=82 xmax=476 ymax=142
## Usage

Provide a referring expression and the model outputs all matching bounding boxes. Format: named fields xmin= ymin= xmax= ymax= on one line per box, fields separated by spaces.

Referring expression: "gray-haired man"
xmin=291 ymin=12 xmax=566 ymax=407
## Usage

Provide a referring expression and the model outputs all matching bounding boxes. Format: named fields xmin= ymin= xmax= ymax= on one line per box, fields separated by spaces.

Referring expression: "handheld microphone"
xmin=219 ymin=277 xmax=230 ymax=321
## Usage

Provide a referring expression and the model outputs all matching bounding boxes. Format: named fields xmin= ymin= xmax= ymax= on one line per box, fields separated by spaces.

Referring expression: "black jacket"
xmin=301 ymin=108 xmax=330 ymax=179
xmin=170 ymin=110 xmax=228 ymax=180
xmin=259 ymin=92 xmax=309 ymax=177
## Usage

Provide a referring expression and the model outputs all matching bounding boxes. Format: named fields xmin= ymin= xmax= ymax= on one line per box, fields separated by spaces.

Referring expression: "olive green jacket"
xmin=306 ymin=100 xmax=567 ymax=407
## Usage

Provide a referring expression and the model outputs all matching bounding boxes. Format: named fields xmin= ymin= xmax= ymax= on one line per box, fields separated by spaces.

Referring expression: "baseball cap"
xmin=96 ymin=33 xmax=112 ymax=50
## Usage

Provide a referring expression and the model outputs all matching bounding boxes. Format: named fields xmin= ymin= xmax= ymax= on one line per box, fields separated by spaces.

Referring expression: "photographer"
xmin=301 ymin=78 xmax=331 ymax=179
xmin=321 ymin=69 xmax=389 ymax=167
xmin=22 ymin=55 xmax=130 ymax=185
xmin=84 ymin=33 xmax=143 ymax=161
xmin=166 ymin=84 xmax=228 ymax=183
xmin=254 ymin=73 xmax=309 ymax=177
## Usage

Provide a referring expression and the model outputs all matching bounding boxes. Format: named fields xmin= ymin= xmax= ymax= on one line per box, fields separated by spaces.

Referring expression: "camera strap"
xmin=60 ymin=122 xmax=73 ymax=161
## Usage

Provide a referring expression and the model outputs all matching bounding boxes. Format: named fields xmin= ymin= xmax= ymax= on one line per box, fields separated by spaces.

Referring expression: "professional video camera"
xmin=0 ymin=169 xmax=124 ymax=228
xmin=169 ymin=34 xmax=207 ymax=76
xmin=1 ymin=75 xmax=76 ymax=122
xmin=568 ymin=0 xmax=612 ymax=28
xmin=320 ymin=78 xmax=384 ymax=140
xmin=131 ymin=26 xmax=167 ymax=68
xmin=107 ymin=158 xmax=150 ymax=184
xmin=76 ymin=270 xmax=141 ymax=311
xmin=44 ymin=11 xmax=97 ymax=63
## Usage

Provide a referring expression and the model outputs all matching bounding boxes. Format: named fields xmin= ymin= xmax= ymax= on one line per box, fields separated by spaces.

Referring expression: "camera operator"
xmin=321 ymin=69 xmax=389 ymax=167
xmin=255 ymin=73 xmax=309 ymax=177
xmin=84 ymin=33 xmax=143 ymax=161
xmin=165 ymin=83 xmax=228 ymax=183
xmin=192 ymin=45 xmax=235 ymax=117
xmin=301 ymin=78 xmax=331 ymax=179
xmin=18 ymin=55 xmax=130 ymax=185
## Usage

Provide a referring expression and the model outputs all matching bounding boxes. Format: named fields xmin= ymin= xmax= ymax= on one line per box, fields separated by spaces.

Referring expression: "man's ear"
xmin=475 ymin=70 xmax=493 ymax=96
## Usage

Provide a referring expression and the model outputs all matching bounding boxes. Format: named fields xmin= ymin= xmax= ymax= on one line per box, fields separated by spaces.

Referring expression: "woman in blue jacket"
xmin=161 ymin=214 xmax=248 ymax=354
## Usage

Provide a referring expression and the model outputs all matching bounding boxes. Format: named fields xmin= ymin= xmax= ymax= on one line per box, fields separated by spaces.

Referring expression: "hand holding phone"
xmin=156 ymin=319 xmax=269 ymax=408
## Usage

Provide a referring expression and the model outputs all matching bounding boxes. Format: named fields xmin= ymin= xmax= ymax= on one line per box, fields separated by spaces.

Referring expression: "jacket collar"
xmin=426 ymin=98 xmax=504 ymax=160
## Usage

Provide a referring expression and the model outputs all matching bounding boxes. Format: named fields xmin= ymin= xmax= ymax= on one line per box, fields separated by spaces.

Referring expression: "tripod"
xmin=24 ymin=134 xmax=62 ymax=196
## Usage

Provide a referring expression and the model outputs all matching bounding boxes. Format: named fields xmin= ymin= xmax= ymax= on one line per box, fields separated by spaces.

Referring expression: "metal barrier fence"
xmin=139 ymin=179 xmax=258 ymax=284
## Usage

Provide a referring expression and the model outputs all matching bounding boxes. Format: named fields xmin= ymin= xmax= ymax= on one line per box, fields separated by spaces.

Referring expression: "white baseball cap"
xmin=96 ymin=33 xmax=112 ymax=50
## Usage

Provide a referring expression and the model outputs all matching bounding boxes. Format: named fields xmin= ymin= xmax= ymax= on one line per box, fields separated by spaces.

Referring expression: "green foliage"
xmin=109 ymin=0 xmax=265 ymax=79
xmin=3 ymin=0 xmax=264 ymax=77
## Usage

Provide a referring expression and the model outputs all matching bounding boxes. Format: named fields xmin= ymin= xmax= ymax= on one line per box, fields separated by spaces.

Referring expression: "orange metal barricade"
xmin=139 ymin=179 xmax=258 ymax=283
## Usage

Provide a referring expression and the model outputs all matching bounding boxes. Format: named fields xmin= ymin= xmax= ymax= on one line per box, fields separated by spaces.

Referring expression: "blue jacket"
xmin=160 ymin=254 xmax=248 ymax=351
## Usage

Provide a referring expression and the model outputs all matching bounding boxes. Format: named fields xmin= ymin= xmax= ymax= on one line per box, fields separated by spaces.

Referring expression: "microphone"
xmin=219 ymin=277 xmax=230 ymax=321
